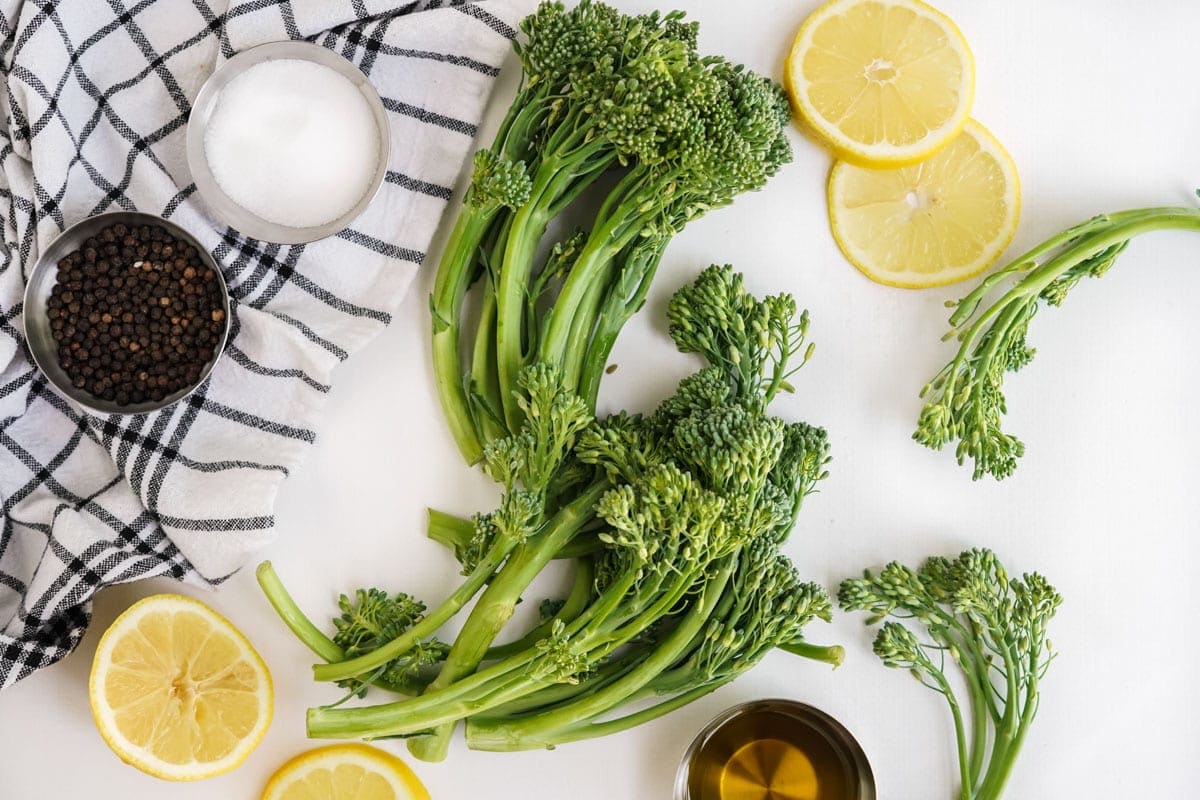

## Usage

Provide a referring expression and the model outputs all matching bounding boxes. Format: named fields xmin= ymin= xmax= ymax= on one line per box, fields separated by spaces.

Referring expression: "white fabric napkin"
xmin=0 ymin=0 xmax=530 ymax=688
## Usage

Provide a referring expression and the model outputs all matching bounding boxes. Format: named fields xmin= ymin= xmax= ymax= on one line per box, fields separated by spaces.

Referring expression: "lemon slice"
xmin=88 ymin=593 xmax=273 ymax=781
xmin=827 ymin=119 xmax=1020 ymax=288
xmin=786 ymin=0 xmax=975 ymax=166
xmin=262 ymin=744 xmax=432 ymax=800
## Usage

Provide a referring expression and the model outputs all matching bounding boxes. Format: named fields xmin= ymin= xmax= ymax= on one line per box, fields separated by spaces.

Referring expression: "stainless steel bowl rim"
xmin=23 ymin=211 xmax=232 ymax=417
xmin=185 ymin=40 xmax=391 ymax=245
xmin=673 ymin=698 xmax=876 ymax=800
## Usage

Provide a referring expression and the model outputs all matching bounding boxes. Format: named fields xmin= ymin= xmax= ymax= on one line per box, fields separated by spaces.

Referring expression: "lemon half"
xmin=88 ymin=593 xmax=273 ymax=781
xmin=262 ymin=744 xmax=432 ymax=800
xmin=828 ymin=119 xmax=1021 ymax=288
xmin=786 ymin=0 xmax=975 ymax=166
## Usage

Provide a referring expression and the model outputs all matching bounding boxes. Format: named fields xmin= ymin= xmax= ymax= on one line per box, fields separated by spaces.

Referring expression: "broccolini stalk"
xmin=430 ymin=0 xmax=629 ymax=460
xmin=432 ymin=1 xmax=793 ymax=456
xmin=575 ymin=238 xmax=667 ymax=406
xmin=840 ymin=549 xmax=1062 ymax=800
xmin=915 ymin=205 xmax=1200 ymax=479
xmin=309 ymin=463 xmax=742 ymax=740
xmin=493 ymin=8 xmax=705 ymax=428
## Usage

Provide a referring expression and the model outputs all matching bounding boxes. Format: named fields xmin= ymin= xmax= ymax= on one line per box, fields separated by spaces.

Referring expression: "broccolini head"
xmin=671 ymin=402 xmax=785 ymax=499
xmin=838 ymin=560 xmax=941 ymax=625
xmin=769 ymin=422 xmax=831 ymax=501
xmin=466 ymin=148 xmax=531 ymax=210
xmin=872 ymin=620 xmax=927 ymax=670
xmin=575 ymin=412 xmax=667 ymax=484
xmin=483 ymin=364 xmax=591 ymax=490
xmin=667 ymin=265 xmax=809 ymax=402
xmin=518 ymin=0 xmax=626 ymax=92
xmin=650 ymin=367 xmax=734 ymax=432
xmin=332 ymin=589 xmax=450 ymax=696
xmin=458 ymin=489 xmax=542 ymax=575
xmin=514 ymin=363 xmax=592 ymax=486
xmin=333 ymin=588 xmax=428 ymax=658
xmin=596 ymin=462 xmax=731 ymax=574
xmin=692 ymin=542 xmax=832 ymax=682
xmin=531 ymin=619 xmax=592 ymax=684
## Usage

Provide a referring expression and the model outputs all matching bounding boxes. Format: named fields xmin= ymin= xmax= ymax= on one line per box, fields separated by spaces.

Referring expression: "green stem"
xmin=484 ymin=556 xmax=596 ymax=661
xmin=431 ymin=207 xmax=500 ymax=464
xmin=476 ymin=647 xmax=638 ymax=718
xmin=494 ymin=168 xmax=556 ymax=430
xmin=493 ymin=136 xmax=618 ymax=428
xmin=577 ymin=243 xmax=666 ymax=405
xmin=308 ymin=652 xmax=547 ymax=739
xmin=470 ymin=273 xmax=508 ymax=444
xmin=922 ymin=659 xmax=974 ymax=800
xmin=307 ymin=557 xmax=646 ymax=740
xmin=408 ymin=483 xmax=605 ymax=761
xmin=466 ymin=679 xmax=732 ymax=752
xmin=538 ymin=214 xmax=634 ymax=372
xmin=555 ymin=530 xmax=603 ymax=559
xmin=945 ymin=207 xmax=1200 ymax=406
xmin=778 ymin=640 xmax=846 ymax=667
xmin=426 ymin=508 xmax=474 ymax=553
xmin=976 ymin=648 xmax=1041 ymax=800
xmin=256 ymin=561 xmax=345 ymax=664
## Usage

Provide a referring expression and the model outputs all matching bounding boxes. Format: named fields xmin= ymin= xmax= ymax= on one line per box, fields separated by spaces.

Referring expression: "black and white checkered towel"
xmin=0 ymin=0 xmax=530 ymax=689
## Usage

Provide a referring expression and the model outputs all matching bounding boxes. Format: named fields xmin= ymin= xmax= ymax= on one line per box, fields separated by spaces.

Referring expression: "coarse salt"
xmin=204 ymin=59 xmax=381 ymax=229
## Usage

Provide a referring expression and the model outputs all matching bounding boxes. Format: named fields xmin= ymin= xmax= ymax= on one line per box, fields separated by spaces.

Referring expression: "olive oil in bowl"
xmin=676 ymin=700 xmax=875 ymax=800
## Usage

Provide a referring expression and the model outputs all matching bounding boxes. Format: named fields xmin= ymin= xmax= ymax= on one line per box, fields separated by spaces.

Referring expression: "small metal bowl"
xmin=186 ymin=40 xmax=390 ymax=245
xmin=23 ymin=211 xmax=232 ymax=416
xmin=675 ymin=699 xmax=875 ymax=800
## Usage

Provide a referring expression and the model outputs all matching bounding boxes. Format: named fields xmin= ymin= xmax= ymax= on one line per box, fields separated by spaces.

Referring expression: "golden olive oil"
xmin=686 ymin=709 xmax=851 ymax=800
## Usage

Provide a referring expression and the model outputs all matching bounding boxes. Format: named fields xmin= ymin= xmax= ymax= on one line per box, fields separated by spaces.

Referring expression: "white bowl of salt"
xmin=187 ymin=41 xmax=390 ymax=244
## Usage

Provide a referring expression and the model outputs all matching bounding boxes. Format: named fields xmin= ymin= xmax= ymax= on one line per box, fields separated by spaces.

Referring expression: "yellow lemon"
xmin=262 ymin=744 xmax=432 ymax=800
xmin=827 ymin=119 xmax=1020 ymax=288
xmin=786 ymin=0 xmax=975 ymax=166
xmin=88 ymin=593 xmax=272 ymax=781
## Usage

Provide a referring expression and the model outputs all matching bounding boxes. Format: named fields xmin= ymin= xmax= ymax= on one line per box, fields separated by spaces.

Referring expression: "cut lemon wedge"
xmin=88 ymin=593 xmax=272 ymax=781
xmin=786 ymin=0 xmax=975 ymax=166
xmin=827 ymin=119 xmax=1020 ymax=288
xmin=262 ymin=744 xmax=432 ymax=800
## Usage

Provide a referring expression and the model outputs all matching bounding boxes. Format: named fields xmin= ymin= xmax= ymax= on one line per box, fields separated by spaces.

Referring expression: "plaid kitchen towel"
xmin=0 ymin=0 xmax=531 ymax=689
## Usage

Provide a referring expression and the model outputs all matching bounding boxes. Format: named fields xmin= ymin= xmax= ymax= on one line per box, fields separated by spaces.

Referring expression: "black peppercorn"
xmin=45 ymin=222 xmax=226 ymax=406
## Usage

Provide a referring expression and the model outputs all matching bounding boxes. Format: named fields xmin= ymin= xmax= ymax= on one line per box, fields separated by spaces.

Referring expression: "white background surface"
xmin=3 ymin=1 xmax=1200 ymax=797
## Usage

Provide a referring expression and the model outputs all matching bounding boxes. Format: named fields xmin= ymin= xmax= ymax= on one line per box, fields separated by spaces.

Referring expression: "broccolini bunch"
xmin=259 ymin=265 xmax=840 ymax=758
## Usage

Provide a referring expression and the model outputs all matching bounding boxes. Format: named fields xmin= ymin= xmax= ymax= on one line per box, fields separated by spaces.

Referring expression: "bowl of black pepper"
xmin=23 ymin=212 xmax=231 ymax=415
